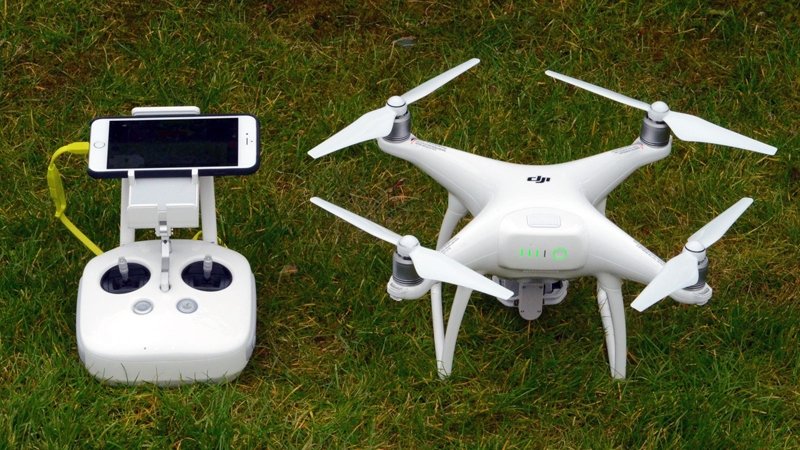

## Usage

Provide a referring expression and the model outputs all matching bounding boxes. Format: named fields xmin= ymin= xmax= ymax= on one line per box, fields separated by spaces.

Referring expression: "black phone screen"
xmin=107 ymin=118 xmax=239 ymax=169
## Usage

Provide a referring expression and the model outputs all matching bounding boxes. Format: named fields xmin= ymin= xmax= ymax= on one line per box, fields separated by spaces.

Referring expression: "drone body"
xmin=309 ymin=59 xmax=776 ymax=379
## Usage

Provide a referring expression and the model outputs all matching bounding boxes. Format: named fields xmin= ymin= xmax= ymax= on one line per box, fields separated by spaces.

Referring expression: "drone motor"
xmin=639 ymin=116 xmax=670 ymax=147
xmin=391 ymin=251 xmax=423 ymax=286
xmin=385 ymin=105 xmax=412 ymax=142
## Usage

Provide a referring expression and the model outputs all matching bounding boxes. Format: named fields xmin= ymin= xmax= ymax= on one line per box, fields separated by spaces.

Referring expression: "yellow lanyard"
xmin=47 ymin=142 xmax=103 ymax=256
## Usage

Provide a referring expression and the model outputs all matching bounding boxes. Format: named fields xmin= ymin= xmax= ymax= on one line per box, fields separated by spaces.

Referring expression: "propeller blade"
xmin=544 ymin=70 xmax=651 ymax=111
xmin=308 ymin=106 xmax=397 ymax=159
xmin=409 ymin=246 xmax=513 ymax=299
xmin=310 ymin=197 xmax=401 ymax=245
xmin=545 ymin=70 xmax=777 ymax=155
xmin=633 ymin=197 xmax=753 ymax=312
xmin=688 ymin=197 xmax=754 ymax=248
xmin=401 ymin=58 xmax=480 ymax=105
xmin=663 ymin=112 xmax=776 ymax=155
xmin=631 ymin=252 xmax=699 ymax=312
xmin=308 ymin=58 xmax=480 ymax=158
xmin=310 ymin=197 xmax=512 ymax=299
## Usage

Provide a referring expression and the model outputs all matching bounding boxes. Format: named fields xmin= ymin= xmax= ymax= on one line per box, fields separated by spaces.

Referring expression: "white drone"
xmin=308 ymin=59 xmax=777 ymax=379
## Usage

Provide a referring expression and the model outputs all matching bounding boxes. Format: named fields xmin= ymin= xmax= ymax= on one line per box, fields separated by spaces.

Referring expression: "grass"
xmin=1 ymin=0 xmax=798 ymax=447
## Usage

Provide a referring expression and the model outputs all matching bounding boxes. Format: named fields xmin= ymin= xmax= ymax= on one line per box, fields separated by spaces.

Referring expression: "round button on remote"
xmin=133 ymin=300 xmax=153 ymax=315
xmin=176 ymin=298 xmax=198 ymax=314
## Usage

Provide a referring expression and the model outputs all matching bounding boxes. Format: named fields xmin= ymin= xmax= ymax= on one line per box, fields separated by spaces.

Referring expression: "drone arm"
xmin=378 ymin=136 xmax=499 ymax=215
xmin=574 ymin=139 xmax=671 ymax=205
xmin=585 ymin=211 xmax=665 ymax=286
xmin=586 ymin=209 xmax=712 ymax=306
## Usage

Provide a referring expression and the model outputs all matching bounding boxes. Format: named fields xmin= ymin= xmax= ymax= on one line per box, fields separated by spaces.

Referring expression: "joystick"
xmin=181 ymin=256 xmax=233 ymax=292
xmin=99 ymin=257 xmax=150 ymax=294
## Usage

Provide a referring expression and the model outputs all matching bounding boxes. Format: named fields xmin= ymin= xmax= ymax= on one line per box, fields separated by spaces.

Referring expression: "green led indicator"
xmin=516 ymin=246 xmax=569 ymax=261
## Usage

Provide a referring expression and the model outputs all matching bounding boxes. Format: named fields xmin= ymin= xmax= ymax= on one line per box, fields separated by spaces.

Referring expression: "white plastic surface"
xmin=77 ymin=240 xmax=256 ymax=385
xmin=498 ymin=208 xmax=588 ymax=271
xmin=365 ymin=135 xmax=716 ymax=379
xmin=378 ymin=137 xmax=674 ymax=286
xmin=131 ymin=106 xmax=201 ymax=116
xmin=126 ymin=176 xmax=200 ymax=229
xmin=597 ymin=273 xmax=626 ymax=379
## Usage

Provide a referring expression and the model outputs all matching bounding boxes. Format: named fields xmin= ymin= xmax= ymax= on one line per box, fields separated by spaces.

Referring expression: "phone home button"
xmin=93 ymin=141 xmax=106 ymax=149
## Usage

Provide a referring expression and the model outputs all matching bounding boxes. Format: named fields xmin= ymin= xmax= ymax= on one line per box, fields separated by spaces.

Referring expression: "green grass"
xmin=2 ymin=0 xmax=798 ymax=447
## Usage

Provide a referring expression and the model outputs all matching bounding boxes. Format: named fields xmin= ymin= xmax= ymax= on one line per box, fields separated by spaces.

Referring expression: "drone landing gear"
xmin=432 ymin=276 xmax=627 ymax=380
xmin=431 ymin=278 xmax=568 ymax=379
xmin=431 ymin=282 xmax=474 ymax=379
xmin=597 ymin=273 xmax=626 ymax=379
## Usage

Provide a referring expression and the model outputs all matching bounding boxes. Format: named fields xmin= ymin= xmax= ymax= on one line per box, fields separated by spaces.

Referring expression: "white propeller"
xmin=687 ymin=197 xmax=754 ymax=247
xmin=308 ymin=58 xmax=480 ymax=159
xmin=631 ymin=197 xmax=753 ymax=312
xmin=310 ymin=197 xmax=513 ymax=300
xmin=545 ymin=70 xmax=777 ymax=155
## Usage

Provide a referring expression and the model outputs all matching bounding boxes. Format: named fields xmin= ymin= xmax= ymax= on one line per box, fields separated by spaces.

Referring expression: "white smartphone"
xmin=88 ymin=114 xmax=259 ymax=178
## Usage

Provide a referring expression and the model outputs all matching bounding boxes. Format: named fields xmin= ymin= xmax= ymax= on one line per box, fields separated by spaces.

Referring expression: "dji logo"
xmin=527 ymin=176 xmax=551 ymax=183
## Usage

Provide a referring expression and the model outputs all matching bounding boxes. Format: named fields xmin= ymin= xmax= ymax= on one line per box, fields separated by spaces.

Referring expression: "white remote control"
xmin=77 ymin=239 xmax=256 ymax=385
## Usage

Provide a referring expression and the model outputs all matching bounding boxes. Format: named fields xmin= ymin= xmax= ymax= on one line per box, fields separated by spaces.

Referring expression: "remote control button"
xmin=133 ymin=300 xmax=153 ymax=315
xmin=176 ymin=298 xmax=198 ymax=314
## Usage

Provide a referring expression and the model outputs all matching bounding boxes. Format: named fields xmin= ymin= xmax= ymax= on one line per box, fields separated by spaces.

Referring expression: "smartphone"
xmin=88 ymin=114 xmax=259 ymax=178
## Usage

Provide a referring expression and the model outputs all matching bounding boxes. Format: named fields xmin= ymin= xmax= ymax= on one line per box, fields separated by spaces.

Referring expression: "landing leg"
xmin=432 ymin=193 xmax=468 ymax=377
xmin=436 ymin=193 xmax=467 ymax=250
xmin=431 ymin=282 xmax=445 ymax=373
xmin=596 ymin=287 xmax=616 ymax=376
xmin=597 ymin=273 xmax=626 ymax=379
xmin=438 ymin=285 xmax=473 ymax=378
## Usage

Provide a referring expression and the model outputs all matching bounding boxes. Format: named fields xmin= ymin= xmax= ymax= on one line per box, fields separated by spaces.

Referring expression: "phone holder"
xmin=76 ymin=106 xmax=257 ymax=385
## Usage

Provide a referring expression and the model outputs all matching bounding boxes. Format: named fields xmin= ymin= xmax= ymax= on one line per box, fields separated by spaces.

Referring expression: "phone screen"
xmin=107 ymin=118 xmax=239 ymax=169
